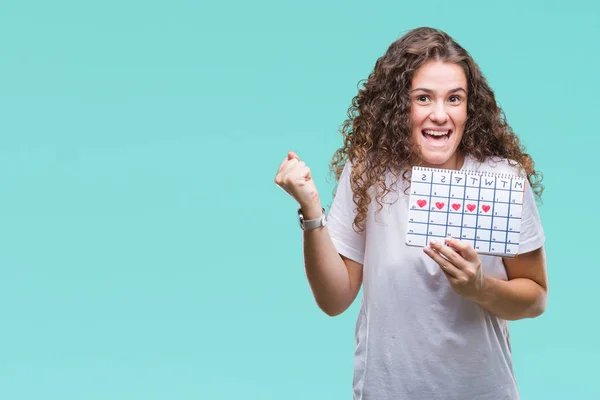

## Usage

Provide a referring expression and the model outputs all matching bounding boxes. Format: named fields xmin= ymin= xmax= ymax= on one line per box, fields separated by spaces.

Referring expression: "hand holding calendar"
xmin=425 ymin=237 xmax=485 ymax=300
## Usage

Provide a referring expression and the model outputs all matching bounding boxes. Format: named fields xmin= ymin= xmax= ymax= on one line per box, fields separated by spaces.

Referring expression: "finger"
xmin=295 ymin=165 xmax=312 ymax=183
xmin=445 ymin=237 xmax=479 ymax=263
xmin=275 ymin=157 xmax=292 ymax=187
xmin=298 ymin=166 xmax=311 ymax=181
xmin=423 ymin=246 xmax=462 ymax=278
xmin=277 ymin=160 xmax=307 ymax=189
xmin=276 ymin=156 xmax=288 ymax=174
xmin=288 ymin=151 xmax=300 ymax=160
xmin=429 ymin=239 xmax=469 ymax=270
xmin=280 ymin=157 xmax=299 ymax=175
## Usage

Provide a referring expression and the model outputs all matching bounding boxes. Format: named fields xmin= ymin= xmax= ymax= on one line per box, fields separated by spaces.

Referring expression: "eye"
xmin=449 ymin=95 xmax=462 ymax=103
xmin=416 ymin=95 xmax=430 ymax=102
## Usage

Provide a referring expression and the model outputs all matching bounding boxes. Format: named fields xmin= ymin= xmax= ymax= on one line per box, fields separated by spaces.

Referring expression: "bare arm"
xmin=275 ymin=151 xmax=363 ymax=317
xmin=426 ymin=239 xmax=548 ymax=321
xmin=473 ymin=246 xmax=548 ymax=320
xmin=302 ymin=205 xmax=363 ymax=316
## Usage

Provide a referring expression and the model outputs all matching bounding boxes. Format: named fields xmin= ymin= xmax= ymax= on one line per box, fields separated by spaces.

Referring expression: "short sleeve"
xmin=326 ymin=161 xmax=366 ymax=265
xmin=518 ymin=178 xmax=546 ymax=254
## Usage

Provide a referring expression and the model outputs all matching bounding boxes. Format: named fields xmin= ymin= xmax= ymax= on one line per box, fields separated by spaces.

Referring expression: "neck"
xmin=421 ymin=152 xmax=465 ymax=170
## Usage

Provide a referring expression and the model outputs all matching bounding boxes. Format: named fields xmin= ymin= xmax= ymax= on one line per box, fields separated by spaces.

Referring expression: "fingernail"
xmin=430 ymin=240 xmax=437 ymax=245
xmin=423 ymin=246 xmax=430 ymax=253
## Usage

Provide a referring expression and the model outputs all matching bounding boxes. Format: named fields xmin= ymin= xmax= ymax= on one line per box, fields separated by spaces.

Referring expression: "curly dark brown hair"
xmin=329 ymin=27 xmax=544 ymax=233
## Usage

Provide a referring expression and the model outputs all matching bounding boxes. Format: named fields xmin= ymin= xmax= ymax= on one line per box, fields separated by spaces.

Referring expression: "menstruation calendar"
xmin=405 ymin=166 xmax=526 ymax=257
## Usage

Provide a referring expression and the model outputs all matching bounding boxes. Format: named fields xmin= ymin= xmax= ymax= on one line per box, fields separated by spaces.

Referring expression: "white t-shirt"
xmin=326 ymin=154 xmax=545 ymax=400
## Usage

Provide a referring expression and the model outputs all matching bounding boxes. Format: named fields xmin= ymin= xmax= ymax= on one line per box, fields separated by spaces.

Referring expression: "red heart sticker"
xmin=451 ymin=203 xmax=461 ymax=211
xmin=435 ymin=202 xmax=445 ymax=210
xmin=482 ymin=205 xmax=491 ymax=213
xmin=466 ymin=204 xmax=476 ymax=212
xmin=417 ymin=199 xmax=427 ymax=208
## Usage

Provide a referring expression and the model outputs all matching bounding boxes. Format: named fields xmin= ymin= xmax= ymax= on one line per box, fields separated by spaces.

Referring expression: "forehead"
xmin=411 ymin=61 xmax=467 ymax=89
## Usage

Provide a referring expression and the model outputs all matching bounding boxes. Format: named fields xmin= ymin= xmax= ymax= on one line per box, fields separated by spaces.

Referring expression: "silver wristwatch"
xmin=298 ymin=207 xmax=327 ymax=231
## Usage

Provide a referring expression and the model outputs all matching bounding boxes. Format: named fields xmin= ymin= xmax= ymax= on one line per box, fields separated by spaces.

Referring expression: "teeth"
xmin=424 ymin=130 xmax=450 ymax=136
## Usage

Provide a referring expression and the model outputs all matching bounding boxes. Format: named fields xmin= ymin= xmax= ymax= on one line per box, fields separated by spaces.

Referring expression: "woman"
xmin=274 ymin=27 xmax=547 ymax=399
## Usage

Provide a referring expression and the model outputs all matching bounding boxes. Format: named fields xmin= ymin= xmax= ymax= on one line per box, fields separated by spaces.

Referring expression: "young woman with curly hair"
xmin=275 ymin=26 xmax=547 ymax=399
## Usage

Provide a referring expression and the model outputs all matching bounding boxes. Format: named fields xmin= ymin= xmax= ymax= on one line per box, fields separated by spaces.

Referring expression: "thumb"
xmin=288 ymin=150 xmax=300 ymax=161
xmin=305 ymin=167 xmax=312 ymax=181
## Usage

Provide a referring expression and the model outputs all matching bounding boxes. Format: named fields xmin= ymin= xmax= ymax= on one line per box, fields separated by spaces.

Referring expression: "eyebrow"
xmin=411 ymin=87 xmax=467 ymax=94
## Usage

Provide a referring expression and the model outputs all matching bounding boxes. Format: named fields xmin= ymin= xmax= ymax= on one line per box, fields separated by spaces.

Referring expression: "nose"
xmin=429 ymin=102 xmax=449 ymax=124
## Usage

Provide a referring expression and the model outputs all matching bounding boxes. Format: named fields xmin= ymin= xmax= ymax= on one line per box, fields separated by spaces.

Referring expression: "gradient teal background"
xmin=0 ymin=0 xmax=597 ymax=398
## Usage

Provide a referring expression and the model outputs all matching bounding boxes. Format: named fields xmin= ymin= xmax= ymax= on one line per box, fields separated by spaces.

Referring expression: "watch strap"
xmin=298 ymin=207 xmax=327 ymax=231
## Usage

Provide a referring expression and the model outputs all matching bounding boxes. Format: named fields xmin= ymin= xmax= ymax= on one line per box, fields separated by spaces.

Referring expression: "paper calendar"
xmin=405 ymin=166 xmax=526 ymax=257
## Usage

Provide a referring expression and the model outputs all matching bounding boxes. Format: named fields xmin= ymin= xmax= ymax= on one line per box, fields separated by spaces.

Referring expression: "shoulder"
xmin=465 ymin=155 xmax=527 ymax=179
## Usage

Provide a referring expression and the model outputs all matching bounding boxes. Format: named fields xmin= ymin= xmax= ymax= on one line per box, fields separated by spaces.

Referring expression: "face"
xmin=410 ymin=60 xmax=468 ymax=170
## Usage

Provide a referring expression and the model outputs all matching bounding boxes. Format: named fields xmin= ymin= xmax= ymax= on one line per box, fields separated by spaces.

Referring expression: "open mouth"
xmin=422 ymin=129 xmax=453 ymax=142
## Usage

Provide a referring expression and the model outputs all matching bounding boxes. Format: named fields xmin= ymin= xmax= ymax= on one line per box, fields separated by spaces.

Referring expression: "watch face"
xmin=298 ymin=209 xmax=305 ymax=229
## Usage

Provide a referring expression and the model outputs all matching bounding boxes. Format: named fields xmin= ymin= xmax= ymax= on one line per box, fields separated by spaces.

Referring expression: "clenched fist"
xmin=274 ymin=151 xmax=322 ymax=218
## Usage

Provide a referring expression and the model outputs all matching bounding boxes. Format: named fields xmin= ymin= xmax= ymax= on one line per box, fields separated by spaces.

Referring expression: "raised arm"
xmin=275 ymin=151 xmax=363 ymax=316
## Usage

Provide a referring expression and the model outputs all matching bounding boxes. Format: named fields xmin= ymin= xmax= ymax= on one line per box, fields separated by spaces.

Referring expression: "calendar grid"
xmin=407 ymin=181 xmax=514 ymax=191
xmin=506 ymin=177 xmax=513 ymax=255
xmin=458 ymin=172 xmax=466 ymax=244
xmin=413 ymin=196 xmax=518 ymax=206
xmin=406 ymin=219 xmax=520 ymax=234
xmin=406 ymin=166 xmax=525 ymax=257
xmin=444 ymin=172 xmax=453 ymax=238
xmin=405 ymin=231 xmax=521 ymax=238
xmin=490 ymin=175 xmax=499 ymax=254
xmin=473 ymin=175 xmax=482 ymax=251
xmin=426 ymin=171 xmax=433 ymax=243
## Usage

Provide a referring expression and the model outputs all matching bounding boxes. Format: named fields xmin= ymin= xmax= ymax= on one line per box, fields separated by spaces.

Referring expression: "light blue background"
xmin=0 ymin=0 xmax=597 ymax=398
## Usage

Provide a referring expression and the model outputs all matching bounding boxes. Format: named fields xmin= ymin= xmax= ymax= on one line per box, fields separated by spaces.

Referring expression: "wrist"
xmin=300 ymin=200 xmax=322 ymax=220
xmin=298 ymin=203 xmax=326 ymax=231
xmin=470 ymin=275 xmax=493 ymax=305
